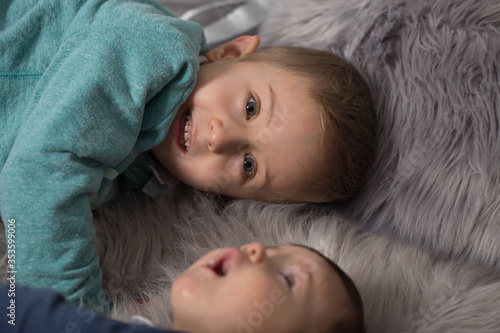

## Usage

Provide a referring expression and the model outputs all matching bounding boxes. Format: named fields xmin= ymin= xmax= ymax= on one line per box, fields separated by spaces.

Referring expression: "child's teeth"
xmin=182 ymin=114 xmax=192 ymax=151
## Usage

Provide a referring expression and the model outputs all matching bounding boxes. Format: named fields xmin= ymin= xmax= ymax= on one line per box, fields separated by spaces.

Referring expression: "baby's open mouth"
xmin=180 ymin=110 xmax=192 ymax=151
xmin=208 ymin=248 xmax=237 ymax=277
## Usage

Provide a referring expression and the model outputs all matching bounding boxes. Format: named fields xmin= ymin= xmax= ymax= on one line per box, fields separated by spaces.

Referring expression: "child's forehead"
xmin=236 ymin=59 xmax=307 ymax=84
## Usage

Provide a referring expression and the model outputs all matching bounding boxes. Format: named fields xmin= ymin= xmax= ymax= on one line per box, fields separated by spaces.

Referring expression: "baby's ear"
xmin=205 ymin=35 xmax=260 ymax=62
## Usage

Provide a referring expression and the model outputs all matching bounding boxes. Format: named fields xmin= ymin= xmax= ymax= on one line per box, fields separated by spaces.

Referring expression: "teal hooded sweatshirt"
xmin=0 ymin=0 xmax=208 ymax=313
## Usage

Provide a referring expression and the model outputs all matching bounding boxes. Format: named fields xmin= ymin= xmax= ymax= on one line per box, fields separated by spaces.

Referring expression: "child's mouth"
xmin=180 ymin=110 xmax=192 ymax=152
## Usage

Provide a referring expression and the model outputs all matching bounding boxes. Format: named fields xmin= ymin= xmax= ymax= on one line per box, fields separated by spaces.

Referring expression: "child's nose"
xmin=241 ymin=242 xmax=265 ymax=264
xmin=208 ymin=118 xmax=244 ymax=153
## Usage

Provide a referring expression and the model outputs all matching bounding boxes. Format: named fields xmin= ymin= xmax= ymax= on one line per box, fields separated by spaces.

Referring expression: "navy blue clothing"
xmin=0 ymin=284 xmax=185 ymax=333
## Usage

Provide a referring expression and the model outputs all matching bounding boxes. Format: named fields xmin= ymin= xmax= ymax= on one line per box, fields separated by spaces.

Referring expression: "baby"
xmin=0 ymin=242 xmax=364 ymax=333
xmin=0 ymin=0 xmax=373 ymax=313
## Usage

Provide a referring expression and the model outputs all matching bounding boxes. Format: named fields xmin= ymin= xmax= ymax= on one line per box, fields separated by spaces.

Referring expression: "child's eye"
xmin=243 ymin=154 xmax=256 ymax=178
xmin=246 ymin=96 xmax=258 ymax=119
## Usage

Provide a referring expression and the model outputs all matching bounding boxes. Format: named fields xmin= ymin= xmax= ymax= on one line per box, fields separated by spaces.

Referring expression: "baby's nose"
xmin=208 ymin=119 xmax=244 ymax=153
xmin=241 ymin=242 xmax=265 ymax=264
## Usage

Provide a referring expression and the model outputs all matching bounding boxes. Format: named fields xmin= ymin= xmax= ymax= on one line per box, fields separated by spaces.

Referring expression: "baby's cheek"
xmin=225 ymin=288 xmax=291 ymax=333
xmin=170 ymin=274 xmax=198 ymax=305
xmin=240 ymin=281 xmax=286 ymax=312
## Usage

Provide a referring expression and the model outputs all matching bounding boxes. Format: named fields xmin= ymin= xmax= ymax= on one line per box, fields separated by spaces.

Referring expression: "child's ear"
xmin=205 ymin=35 xmax=260 ymax=62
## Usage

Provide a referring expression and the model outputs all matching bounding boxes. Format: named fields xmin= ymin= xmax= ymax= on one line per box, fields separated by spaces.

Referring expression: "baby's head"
xmin=170 ymin=242 xmax=364 ymax=333
xmin=152 ymin=36 xmax=374 ymax=202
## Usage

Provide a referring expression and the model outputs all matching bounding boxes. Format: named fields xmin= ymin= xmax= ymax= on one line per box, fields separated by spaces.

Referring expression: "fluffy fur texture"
xmin=259 ymin=0 xmax=500 ymax=272
xmin=2 ymin=0 xmax=500 ymax=331
xmin=92 ymin=187 xmax=500 ymax=332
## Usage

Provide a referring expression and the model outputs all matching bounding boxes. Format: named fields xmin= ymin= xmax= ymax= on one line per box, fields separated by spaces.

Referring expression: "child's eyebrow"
xmin=254 ymin=155 xmax=269 ymax=191
xmin=264 ymin=84 xmax=276 ymax=128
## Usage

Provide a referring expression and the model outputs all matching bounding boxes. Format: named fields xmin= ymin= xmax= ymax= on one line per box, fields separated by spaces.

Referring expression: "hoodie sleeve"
xmin=0 ymin=0 xmax=206 ymax=314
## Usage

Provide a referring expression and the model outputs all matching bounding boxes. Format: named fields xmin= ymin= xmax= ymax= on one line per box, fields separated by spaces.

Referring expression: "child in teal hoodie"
xmin=1 ymin=0 xmax=208 ymax=313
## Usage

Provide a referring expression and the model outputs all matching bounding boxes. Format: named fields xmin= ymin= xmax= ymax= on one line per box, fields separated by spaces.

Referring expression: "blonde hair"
xmin=241 ymin=46 xmax=375 ymax=202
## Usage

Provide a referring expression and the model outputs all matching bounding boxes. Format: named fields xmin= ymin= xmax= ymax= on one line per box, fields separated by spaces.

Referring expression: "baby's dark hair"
xmin=241 ymin=46 xmax=375 ymax=202
xmin=299 ymin=245 xmax=365 ymax=333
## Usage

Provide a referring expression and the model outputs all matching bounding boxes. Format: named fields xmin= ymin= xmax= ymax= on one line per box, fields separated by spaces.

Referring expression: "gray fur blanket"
xmin=258 ymin=0 xmax=500 ymax=272
xmin=2 ymin=0 xmax=500 ymax=332
xmin=93 ymin=188 xmax=500 ymax=332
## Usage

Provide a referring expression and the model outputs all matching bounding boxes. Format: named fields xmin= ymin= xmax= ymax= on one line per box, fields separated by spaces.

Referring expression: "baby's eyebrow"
xmin=263 ymin=245 xmax=288 ymax=253
xmin=265 ymin=245 xmax=316 ymax=285
xmin=263 ymin=245 xmax=285 ymax=256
